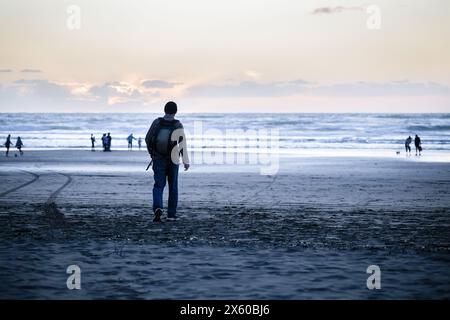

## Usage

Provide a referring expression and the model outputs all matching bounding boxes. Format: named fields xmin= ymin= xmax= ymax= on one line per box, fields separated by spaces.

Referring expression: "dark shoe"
xmin=153 ymin=208 xmax=163 ymax=222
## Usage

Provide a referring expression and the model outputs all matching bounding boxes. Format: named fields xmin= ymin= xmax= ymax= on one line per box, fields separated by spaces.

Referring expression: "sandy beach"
xmin=2 ymin=0 xmax=450 ymax=305
xmin=0 ymin=150 xmax=449 ymax=299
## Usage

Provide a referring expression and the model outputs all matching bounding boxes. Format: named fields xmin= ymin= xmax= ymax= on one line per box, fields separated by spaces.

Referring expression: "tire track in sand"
xmin=0 ymin=170 xmax=39 ymax=197
xmin=45 ymin=173 xmax=73 ymax=204
xmin=42 ymin=173 xmax=73 ymax=237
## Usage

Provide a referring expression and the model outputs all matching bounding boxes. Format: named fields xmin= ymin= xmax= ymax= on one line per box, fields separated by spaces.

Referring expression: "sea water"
xmin=0 ymin=113 xmax=449 ymax=160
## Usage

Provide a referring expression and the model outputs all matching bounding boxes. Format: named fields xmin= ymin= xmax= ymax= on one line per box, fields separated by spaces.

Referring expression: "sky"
xmin=0 ymin=0 xmax=449 ymax=113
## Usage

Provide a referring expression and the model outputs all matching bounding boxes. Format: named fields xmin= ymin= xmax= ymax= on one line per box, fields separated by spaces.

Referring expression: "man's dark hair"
xmin=164 ymin=101 xmax=177 ymax=115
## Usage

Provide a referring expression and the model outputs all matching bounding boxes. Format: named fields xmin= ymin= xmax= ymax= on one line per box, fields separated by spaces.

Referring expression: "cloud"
xmin=244 ymin=70 xmax=263 ymax=79
xmin=0 ymin=79 xmax=75 ymax=112
xmin=187 ymin=79 xmax=450 ymax=98
xmin=90 ymin=81 xmax=140 ymax=98
xmin=141 ymin=79 xmax=181 ymax=89
xmin=87 ymin=81 xmax=144 ymax=106
xmin=311 ymin=6 xmax=363 ymax=15
xmin=0 ymin=69 xmax=12 ymax=73
xmin=2 ymin=79 xmax=159 ymax=109
xmin=188 ymin=79 xmax=311 ymax=97
xmin=2 ymin=78 xmax=450 ymax=112
xmin=310 ymin=81 xmax=450 ymax=96
xmin=20 ymin=69 xmax=42 ymax=73
xmin=0 ymin=79 xmax=155 ymax=112
xmin=14 ymin=79 xmax=71 ymax=99
xmin=289 ymin=79 xmax=312 ymax=86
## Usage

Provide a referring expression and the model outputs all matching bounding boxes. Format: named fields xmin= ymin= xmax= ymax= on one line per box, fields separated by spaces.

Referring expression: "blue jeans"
xmin=152 ymin=157 xmax=179 ymax=217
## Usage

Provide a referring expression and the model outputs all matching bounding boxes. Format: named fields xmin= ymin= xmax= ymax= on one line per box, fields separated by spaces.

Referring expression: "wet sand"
xmin=0 ymin=150 xmax=449 ymax=299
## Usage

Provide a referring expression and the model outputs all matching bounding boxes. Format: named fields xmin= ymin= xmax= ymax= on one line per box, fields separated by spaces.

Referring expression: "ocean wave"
xmin=1 ymin=113 xmax=450 ymax=151
xmin=407 ymin=125 xmax=450 ymax=132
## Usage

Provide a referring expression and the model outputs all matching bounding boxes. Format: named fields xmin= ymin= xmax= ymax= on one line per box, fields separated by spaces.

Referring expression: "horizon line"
xmin=1 ymin=111 xmax=449 ymax=115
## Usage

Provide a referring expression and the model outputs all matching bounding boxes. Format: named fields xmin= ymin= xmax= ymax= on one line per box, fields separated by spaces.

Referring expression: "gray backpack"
xmin=152 ymin=118 xmax=180 ymax=156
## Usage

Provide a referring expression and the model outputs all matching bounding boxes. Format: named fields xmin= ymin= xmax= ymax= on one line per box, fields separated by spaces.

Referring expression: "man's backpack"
xmin=152 ymin=118 xmax=180 ymax=156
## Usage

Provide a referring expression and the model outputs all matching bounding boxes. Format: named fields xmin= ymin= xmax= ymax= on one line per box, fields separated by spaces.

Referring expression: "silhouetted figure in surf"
xmin=91 ymin=134 xmax=96 ymax=151
xmin=101 ymin=133 xmax=107 ymax=151
xmin=138 ymin=137 xmax=142 ymax=150
xmin=106 ymin=133 xmax=112 ymax=151
xmin=4 ymin=134 xmax=12 ymax=157
xmin=127 ymin=133 xmax=136 ymax=151
xmin=415 ymin=134 xmax=422 ymax=156
xmin=405 ymin=136 xmax=412 ymax=155
xmin=145 ymin=101 xmax=190 ymax=222
xmin=15 ymin=137 xmax=23 ymax=156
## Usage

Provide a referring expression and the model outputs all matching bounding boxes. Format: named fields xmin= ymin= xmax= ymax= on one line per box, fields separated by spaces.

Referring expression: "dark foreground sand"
xmin=0 ymin=150 xmax=449 ymax=299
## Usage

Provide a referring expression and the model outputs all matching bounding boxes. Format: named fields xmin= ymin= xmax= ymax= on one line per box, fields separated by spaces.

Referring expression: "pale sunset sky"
xmin=0 ymin=0 xmax=449 ymax=112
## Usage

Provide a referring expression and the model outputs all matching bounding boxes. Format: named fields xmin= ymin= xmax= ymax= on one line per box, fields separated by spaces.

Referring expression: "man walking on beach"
xmin=127 ymin=133 xmax=136 ymax=151
xmin=15 ymin=136 xmax=24 ymax=156
xmin=145 ymin=101 xmax=190 ymax=222
xmin=106 ymin=133 xmax=112 ymax=151
xmin=4 ymin=134 xmax=12 ymax=157
xmin=405 ymin=136 xmax=412 ymax=155
xmin=91 ymin=134 xmax=96 ymax=151
xmin=101 ymin=133 xmax=107 ymax=151
xmin=415 ymin=134 xmax=422 ymax=156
